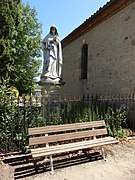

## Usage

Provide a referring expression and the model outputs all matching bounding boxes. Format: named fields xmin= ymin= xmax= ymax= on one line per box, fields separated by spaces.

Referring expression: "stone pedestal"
xmin=38 ymin=79 xmax=65 ymax=122
xmin=41 ymin=83 xmax=60 ymax=101
xmin=38 ymin=77 xmax=65 ymax=100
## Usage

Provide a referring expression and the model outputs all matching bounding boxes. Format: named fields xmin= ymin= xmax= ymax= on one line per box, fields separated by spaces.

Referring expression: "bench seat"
xmin=31 ymin=136 xmax=118 ymax=158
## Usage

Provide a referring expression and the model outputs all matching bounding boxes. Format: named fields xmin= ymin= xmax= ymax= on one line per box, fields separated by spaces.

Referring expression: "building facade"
xmin=60 ymin=0 xmax=135 ymax=96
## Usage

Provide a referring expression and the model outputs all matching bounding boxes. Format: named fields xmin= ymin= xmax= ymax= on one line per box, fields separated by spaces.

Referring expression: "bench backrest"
xmin=28 ymin=120 xmax=107 ymax=146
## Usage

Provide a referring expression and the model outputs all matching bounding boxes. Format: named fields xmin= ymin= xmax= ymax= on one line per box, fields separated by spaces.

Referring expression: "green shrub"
xmin=0 ymin=86 xmax=18 ymax=152
xmin=0 ymin=87 xmax=44 ymax=152
xmin=104 ymin=107 xmax=127 ymax=139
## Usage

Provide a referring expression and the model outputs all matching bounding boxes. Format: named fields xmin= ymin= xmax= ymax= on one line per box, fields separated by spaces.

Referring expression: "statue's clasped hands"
xmin=53 ymin=36 xmax=57 ymax=41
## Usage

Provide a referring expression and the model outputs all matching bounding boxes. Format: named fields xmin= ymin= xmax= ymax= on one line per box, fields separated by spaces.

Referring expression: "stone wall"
xmin=60 ymin=1 xmax=135 ymax=96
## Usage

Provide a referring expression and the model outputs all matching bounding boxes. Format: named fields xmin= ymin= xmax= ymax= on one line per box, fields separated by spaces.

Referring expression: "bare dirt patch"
xmin=0 ymin=163 xmax=14 ymax=180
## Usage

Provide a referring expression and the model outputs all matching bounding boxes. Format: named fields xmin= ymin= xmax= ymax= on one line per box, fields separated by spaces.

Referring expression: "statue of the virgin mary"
xmin=41 ymin=25 xmax=63 ymax=84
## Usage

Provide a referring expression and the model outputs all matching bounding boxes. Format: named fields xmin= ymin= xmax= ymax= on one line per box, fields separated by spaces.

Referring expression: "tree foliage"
xmin=0 ymin=0 xmax=42 ymax=94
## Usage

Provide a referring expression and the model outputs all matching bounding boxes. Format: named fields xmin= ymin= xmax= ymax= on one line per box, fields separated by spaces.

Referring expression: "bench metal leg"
xmin=33 ymin=159 xmax=38 ymax=173
xmin=49 ymin=155 xmax=54 ymax=174
xmin=100 ymin=148 xmax=106 ymax=161
xmin=44 ymin=156 xmax=49 ymax=162
xmin=45 ymin=139 xmax=49 ymax=162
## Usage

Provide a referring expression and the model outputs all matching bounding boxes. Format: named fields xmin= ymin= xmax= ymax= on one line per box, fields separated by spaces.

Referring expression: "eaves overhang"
xmin=62 ymin=0 xmax=134 ymax=48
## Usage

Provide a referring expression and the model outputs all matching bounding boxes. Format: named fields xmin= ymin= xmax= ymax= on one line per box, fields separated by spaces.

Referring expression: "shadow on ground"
xmin=3 ymin=151 xmax=103 ymax=179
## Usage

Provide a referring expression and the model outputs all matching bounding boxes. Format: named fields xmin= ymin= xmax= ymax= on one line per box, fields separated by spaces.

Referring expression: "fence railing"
xmin=0 ymin=94 xmax=135 ymax=153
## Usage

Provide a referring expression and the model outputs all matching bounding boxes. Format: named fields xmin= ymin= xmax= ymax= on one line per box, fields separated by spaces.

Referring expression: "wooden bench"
xmin=28 ymin=120 xmax=119 ymax=174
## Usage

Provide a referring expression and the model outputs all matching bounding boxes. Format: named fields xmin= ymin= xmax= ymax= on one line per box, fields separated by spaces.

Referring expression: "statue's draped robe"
xmin=42 ymin=33 xmax=62 ymax=79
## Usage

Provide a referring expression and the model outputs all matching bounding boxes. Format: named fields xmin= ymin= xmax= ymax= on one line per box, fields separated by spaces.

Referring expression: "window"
xmin=81 ymin=44 xmax=88 ymax=79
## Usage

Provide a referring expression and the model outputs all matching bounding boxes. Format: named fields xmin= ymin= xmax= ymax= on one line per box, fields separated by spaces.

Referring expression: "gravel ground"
xmin=19 ymin=139 xmax=135 ymax=180
xmin=1 ymin=139 xmax=135 ymax=180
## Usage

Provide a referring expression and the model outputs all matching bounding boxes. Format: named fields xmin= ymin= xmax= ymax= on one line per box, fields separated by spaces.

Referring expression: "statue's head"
xmin=50 ymin=25 xmax=59 ymax=36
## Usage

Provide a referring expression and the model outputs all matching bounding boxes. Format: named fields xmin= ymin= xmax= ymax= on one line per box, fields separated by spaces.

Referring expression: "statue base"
xmin=37 ymin=76 xmax=65 ymax=120
xmin=38 ymin=76 xmax=65 ymax=86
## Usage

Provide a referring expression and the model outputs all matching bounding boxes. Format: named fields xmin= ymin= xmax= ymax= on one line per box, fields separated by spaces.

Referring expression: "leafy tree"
xmin=0 ymin=0 xmax=42 ymax=94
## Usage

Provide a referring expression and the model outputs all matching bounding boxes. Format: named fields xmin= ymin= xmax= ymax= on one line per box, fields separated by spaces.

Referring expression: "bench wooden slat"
xmin=31 ymin=137 xmax=119 ymax=158
xmin=31 ymin=137 xmax=118 ymax=153
xmin=31 ymin=136 xmax=115 ymax=153
xmin=28 ymin=120 xmax=105 ymax=135
xmin=29 ymin=128 xmax=107 ymax=146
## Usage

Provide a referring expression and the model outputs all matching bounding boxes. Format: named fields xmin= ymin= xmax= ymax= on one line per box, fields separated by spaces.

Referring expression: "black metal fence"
xmin=0 ymin=94 xmax=135 ymax=153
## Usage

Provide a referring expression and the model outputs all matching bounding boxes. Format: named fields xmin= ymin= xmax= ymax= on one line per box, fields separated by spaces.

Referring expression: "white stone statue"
xmin=41 ymin=25 xmax=63 ymax=84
